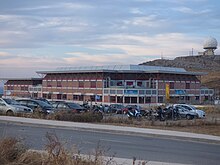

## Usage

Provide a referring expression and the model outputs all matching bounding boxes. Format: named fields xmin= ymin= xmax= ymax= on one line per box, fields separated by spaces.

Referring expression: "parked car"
xmin=173 ymin=104 xmax=205 ymax=118
xmin=16 ymin=98 xmax=54 ymax=114
xmin=35 ymin=98 xmax=51 ymax=105
xmin=0 ymin=98 xmax=33 ymax=115
xmin=51 ymin=101 xmax=86 ymax=113
xmin=166 ymin=105 xmax=197 ymax=120
xmin=109 ymin=104 xmax=125 ymax=114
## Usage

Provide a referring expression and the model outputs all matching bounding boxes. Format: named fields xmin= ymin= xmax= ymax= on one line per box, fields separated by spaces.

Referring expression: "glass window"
xmin=116 ymin=81 xmax=123 ymax=86
xmin=73 ymin=95 xmax=78 ymax=100
xmin=158 ymin=96 xmax=163 ymax=103
xmin=78 ymin=81 xmax=84 ymax=88
xmin=139 ymin=90 xmax=145 ymax=95
xmin=137 ymin=81 xmax=143 ymax=87
xmin=57 ymin=81 xmax=62 ymax=87
xmin=186 ymin=83 xmax=190 ymax=89
xmin=117 ymin=90 xmax=123 ymax=94
xmin=169 ymin=82 xmax=174 ymax=89
xmin=131 ymin=97 xmax=137 ymax=103
xmin=110 ymin=96 xmax=116 ymax=103
xmin=104 ymin=90 xmax=109 ymax=94
xmin=152 ymin=90 xmax=156 ymax=95
xmin=57 ymin=103 xmax=67 ymax=109
xmin=146 ymin=90 xmax=151 ymax=95
xmin=117 ymin=96 xmax=123 ymax=103
xmin=145 ymin=97 xmax=151 ymax=103
xmin=90 ymin=81 xmax=96 ymax=88
xmin=125 ymin=97 xmax=130 ymax=103
xmin=110 ymin=90 xmax=116 ymax=94
xmin=139 ymin=97 xmax=144 ymax=104
xmin=126 ymin=81 xmax=133 ymax=86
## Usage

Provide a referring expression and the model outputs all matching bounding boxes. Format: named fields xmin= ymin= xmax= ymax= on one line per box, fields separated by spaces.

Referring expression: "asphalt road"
xmin=0 ymin=121 xmax=220 ymax=165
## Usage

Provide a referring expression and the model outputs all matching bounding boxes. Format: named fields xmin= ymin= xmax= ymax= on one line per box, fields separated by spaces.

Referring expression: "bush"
xmin=54 ymin=111 xmax=103 ymax=123
xmin=0 ymin=133 xmax=114 ymax=165
xmin=0 ymin=137 xmax=26 ymax=164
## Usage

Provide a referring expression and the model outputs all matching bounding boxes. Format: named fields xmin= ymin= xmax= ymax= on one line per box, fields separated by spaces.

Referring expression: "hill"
xmin=140 ymin=55 xmax=220 ymax=97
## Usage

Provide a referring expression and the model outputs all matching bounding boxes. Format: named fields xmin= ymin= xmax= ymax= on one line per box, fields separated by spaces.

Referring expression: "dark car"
xmin=51 ymin=101 xmax=86 ymax=113
xmin=35 ymin=98 xmax=51 ymax=105
xmin=109 ymin=104 xmax=125 ymax=114
xmin=16 ymin=98 xmax=54 ymax=114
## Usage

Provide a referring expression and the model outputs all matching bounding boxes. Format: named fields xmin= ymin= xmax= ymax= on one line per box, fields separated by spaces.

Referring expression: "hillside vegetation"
xmin=140 ymin=55 xmax=220 ymax=97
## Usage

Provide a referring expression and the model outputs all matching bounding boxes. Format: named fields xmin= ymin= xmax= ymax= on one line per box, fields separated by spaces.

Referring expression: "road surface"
xmin=0 ymin=121 xmax=219 ymax=165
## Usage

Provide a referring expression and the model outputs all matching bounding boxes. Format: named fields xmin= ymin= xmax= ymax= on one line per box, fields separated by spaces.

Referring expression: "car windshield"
xmin=67 ymin=103 xmax=83 ymax=109
xmin=188 ymin=105 xmax=196 ymax=110
xmin=3 ymin=98 xmax=20 ymax=105
xmin=36 ymin=100 xmax=53 ymax=108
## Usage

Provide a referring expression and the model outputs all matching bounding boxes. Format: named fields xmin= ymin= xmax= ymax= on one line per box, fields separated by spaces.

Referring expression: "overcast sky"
xmin=0 ymin=0 xmax=220 ymax=78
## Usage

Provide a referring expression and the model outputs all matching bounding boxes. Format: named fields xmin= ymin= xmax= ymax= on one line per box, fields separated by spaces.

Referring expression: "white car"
xmin=173 ymin=104 xmax=205 ymax=118
xmin=0 ymin=98 xmax=33 ymax=115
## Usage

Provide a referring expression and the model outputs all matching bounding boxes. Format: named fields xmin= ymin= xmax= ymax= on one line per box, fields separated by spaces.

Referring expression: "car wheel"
xmin=186 ymin=115 xmax=191 ymax=120
xmin=6 ymin=110 xmax=14 ymax=116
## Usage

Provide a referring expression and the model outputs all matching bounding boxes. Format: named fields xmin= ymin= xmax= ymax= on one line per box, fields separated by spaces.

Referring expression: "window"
xmin=47 ymin=81 xmax=52 ymax=87
xmin=110 ymin=96 xmax=116 ymax=103
xmin=57 ymin=94 xmax=62 ymax=100
xmin=137 ymin=81 xmax=143 ymax=87
xmin=186 ymin=96 xmax=190 ymax=101
xmin=79 ymin=95 xmax=84 ymax=101
xmin=73 ymin=95 xmax=78 ymax=100
xmin=90 ymin=95 xmax=95 ymax=102
xmin=117 ymin=90 xmax=123 ymax=94
xmin=90 ymin=81 xmax=96 ymax=88
xmin=117 ymin=96 xmax=123 ymax=103
xmin=186 ymin=83 xmax=190 ymax=89
xmin=78 ymin=81 xmax=84 ymax=88
xmin=139 ymin=90 xmax=145 ymax=95
xmin=110 ymin=90 xmax=116 ymax=94
xmin=125 ymin=97 xmax=130 ymax=103
xmin=195 ymin=96 xmax=200 ymax=100
xmin=116 ymin=81 xmax=123 ymax=86
xmin=131 ymin=97 xmax=137 ymax=103
xmin=104 ymin=90 xmax=109 ymax=94
xmin=139 ymin=97 xmax=144 ymax=104
xmin=169 ymin=82 xmax=174 ymax=89
xmin=62 ymin=94 xmax=67 ymax=100
xmin=126 ymin=81 xmax=134 ymax=86
xmin=158 ymin=97 xmax=163 ymax=103
xmin=57 ymin=81 xmax=62 ymax=87
xmin=145 ymin=97 xmax=151 ymax=103
xmin=57 ymin=103 xmax=67 ymax=109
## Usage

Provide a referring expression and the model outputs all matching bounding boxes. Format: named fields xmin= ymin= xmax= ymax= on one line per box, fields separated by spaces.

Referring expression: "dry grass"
xmin=0 ymin=133 xmax=118 ymax=165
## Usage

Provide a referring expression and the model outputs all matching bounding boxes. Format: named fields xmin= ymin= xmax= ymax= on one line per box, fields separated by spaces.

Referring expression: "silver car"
xmin=0 ymin=98 xmax=33 ymax=115
xmin=173 ymin=104 xmax=205 ymax=118
xmin=175 ymin=106 xmax=197 ymax=120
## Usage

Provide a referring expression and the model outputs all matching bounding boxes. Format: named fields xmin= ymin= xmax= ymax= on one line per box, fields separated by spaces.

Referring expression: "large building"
xmin=3 ymin=65 xmax=214 ymax=105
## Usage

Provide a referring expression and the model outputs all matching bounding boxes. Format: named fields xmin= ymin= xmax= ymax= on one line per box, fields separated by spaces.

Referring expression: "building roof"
xmin=36 ymin=64 xmax=206 ymax=76
xmin=0 ymin=78 xmax=43 ymax=81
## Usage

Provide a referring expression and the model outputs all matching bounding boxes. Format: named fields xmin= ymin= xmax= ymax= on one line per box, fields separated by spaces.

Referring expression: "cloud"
xmin=0 ymin=52 xmax=10 ymax=57
xmin=173 ymin=6 xmax=211 ymax=15
xmin=130 ymin=8 xmax=144 ymax=15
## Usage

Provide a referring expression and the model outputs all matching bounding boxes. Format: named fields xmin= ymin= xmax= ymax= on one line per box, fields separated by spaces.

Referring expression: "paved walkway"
xmin=0 ymin=116 xmax=220 ymax=143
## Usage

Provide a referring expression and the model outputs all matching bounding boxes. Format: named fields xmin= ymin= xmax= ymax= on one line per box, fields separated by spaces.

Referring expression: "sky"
xmin=0 ymin=0 xmax=220 ymax=78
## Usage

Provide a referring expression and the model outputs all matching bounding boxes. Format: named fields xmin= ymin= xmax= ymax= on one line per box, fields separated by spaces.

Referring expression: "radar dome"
xmin=203 ymin=37 xmax=218 ymax=49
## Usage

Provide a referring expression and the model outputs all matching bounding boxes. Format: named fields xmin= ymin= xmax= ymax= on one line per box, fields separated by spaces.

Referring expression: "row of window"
xmin=104 ymin=89 xmax=157 ymax=95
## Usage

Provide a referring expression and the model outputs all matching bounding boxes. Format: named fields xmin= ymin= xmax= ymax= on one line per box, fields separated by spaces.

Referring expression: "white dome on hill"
xmin=203 ymin=37 xmax=218 ymax=49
